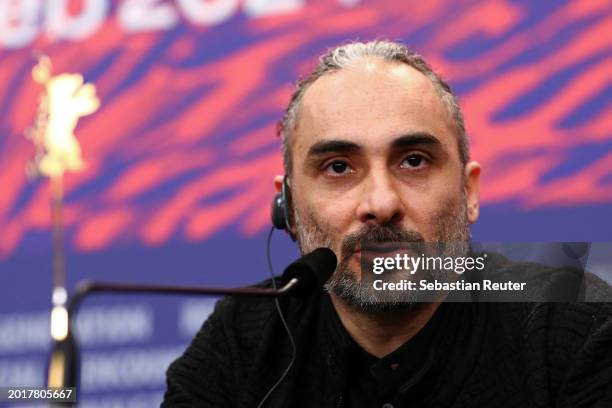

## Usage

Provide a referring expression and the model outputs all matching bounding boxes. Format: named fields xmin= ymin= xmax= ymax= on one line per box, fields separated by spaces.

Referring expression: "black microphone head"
xmin=282 ymin=247 xmax=337 ymax=297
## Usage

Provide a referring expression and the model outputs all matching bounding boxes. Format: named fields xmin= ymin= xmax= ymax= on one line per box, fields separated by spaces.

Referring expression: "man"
xmin=162 ymin=41 xmax=612 ymax=407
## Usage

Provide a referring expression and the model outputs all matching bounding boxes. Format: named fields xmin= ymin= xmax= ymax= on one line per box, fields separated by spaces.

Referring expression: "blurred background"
xmin=0 ymin=0 xmax=611 ymax=406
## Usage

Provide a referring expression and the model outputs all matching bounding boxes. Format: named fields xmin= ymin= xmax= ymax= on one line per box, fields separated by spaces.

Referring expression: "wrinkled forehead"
xmin=293 ymin=60 xmax=458 ymax=159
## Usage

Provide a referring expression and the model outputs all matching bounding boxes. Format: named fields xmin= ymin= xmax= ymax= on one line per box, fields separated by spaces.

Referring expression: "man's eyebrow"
xmin=307 ymin=139 xmax=361 ymax=157
xmin=305 ymin=133 xmax=443 ymax=159
xmin=390 ymin=133 xmax=443 ymax=150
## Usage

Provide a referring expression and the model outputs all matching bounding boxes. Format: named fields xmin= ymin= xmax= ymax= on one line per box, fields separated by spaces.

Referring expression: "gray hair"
xmin=279 ymin=40 xmax=468 ymax=176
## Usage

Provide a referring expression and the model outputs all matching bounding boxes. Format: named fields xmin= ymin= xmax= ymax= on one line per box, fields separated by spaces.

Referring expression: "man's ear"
xmin=274 ymin=175 xmax=284 ymax=194
xmin=464 ymin=161 xmax=481 ymax=224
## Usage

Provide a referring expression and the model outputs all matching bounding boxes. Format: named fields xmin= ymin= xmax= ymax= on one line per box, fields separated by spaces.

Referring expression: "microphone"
xmin=48 ymin=248 xmax=337 ymax=401
xmin=282 ymin=247 xmax=337 ymax=297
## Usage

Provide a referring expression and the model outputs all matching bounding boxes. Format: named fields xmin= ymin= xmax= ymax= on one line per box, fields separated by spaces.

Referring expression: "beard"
xmin=293 ymin=192 xmax=470 ymax=314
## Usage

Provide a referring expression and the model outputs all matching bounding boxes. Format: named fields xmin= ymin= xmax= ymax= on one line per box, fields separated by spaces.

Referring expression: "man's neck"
xmin=330 ymin=295 xmax=441 ymax=358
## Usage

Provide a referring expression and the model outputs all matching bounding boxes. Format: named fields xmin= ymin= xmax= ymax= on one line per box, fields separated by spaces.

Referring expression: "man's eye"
xmin=401 ymin=154 xmax=427 ymax=169
xmin=324 ymin=160 xmax=352 ymax=175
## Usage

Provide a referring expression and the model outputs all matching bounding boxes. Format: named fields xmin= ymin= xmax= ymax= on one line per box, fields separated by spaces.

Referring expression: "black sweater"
xmin=162 ymin=264 xmax=612 ymax=407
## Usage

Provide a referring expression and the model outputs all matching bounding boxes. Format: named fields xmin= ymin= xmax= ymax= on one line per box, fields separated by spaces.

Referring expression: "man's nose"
xmin=356 ymin=170 xmax=404 ymax=226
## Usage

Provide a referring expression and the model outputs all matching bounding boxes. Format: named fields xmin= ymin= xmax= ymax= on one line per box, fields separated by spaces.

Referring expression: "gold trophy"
xmin=25 ymin=53 xmax=100 ymax=392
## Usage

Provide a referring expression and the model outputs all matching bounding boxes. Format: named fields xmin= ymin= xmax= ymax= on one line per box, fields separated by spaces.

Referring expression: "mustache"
xmin=339 ymin=224 xmax=424 ymax=262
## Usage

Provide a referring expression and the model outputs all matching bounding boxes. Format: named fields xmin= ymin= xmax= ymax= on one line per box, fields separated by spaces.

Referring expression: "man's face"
xmin=278 ymin=59 xmax=480 ymax=311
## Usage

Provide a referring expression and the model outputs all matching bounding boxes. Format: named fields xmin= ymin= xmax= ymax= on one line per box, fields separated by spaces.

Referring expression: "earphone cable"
xmin=256 ymin=227 xmax=297 ymax=408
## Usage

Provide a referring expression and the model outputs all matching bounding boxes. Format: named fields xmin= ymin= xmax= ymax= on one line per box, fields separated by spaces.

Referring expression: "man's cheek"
xmin=408 ymin=206 xmax=441 ymax=241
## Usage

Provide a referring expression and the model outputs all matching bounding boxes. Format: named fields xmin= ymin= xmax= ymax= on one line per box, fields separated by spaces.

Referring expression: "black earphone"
xmin=271 ymin=175 xmax=292 ymax=231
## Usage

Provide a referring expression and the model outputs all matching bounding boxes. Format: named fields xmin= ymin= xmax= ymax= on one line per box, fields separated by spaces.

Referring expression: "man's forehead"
xmin=308 ymin=59 xmax=433 ymax=94
xmin=293 ymin=59 xmax=457 ymax=154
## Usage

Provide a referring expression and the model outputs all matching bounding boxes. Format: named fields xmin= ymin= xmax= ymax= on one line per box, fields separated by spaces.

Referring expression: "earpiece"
xmin=271 ymin=176 xmax=291 ymax=231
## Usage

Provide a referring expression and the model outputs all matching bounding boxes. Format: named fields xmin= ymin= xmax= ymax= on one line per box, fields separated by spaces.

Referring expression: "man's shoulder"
xmin=489 ymin=270 xmax=612 ymax=344
xmin=480 ymin=254 xmax=611 ymax=384
xmin=475 ymin=295 xmax=610 ymax=402
xmin=483 ymin=251 xmax=612 ymax=301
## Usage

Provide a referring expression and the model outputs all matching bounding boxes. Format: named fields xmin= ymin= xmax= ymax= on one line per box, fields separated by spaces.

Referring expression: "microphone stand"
xmin=66 ymin=278 xmax=299 ymax=316
xmin=47 ymin=278 xmax=299 ymax=407
xmin=47 ymin=246 xmax=337 ymax=406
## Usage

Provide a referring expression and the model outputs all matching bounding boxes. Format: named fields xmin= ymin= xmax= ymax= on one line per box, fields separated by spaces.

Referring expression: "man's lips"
xmin=351 ymin=243 xmax=412 ymax=261
xmin=353 ymin=242 xmax=405 ymax=253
